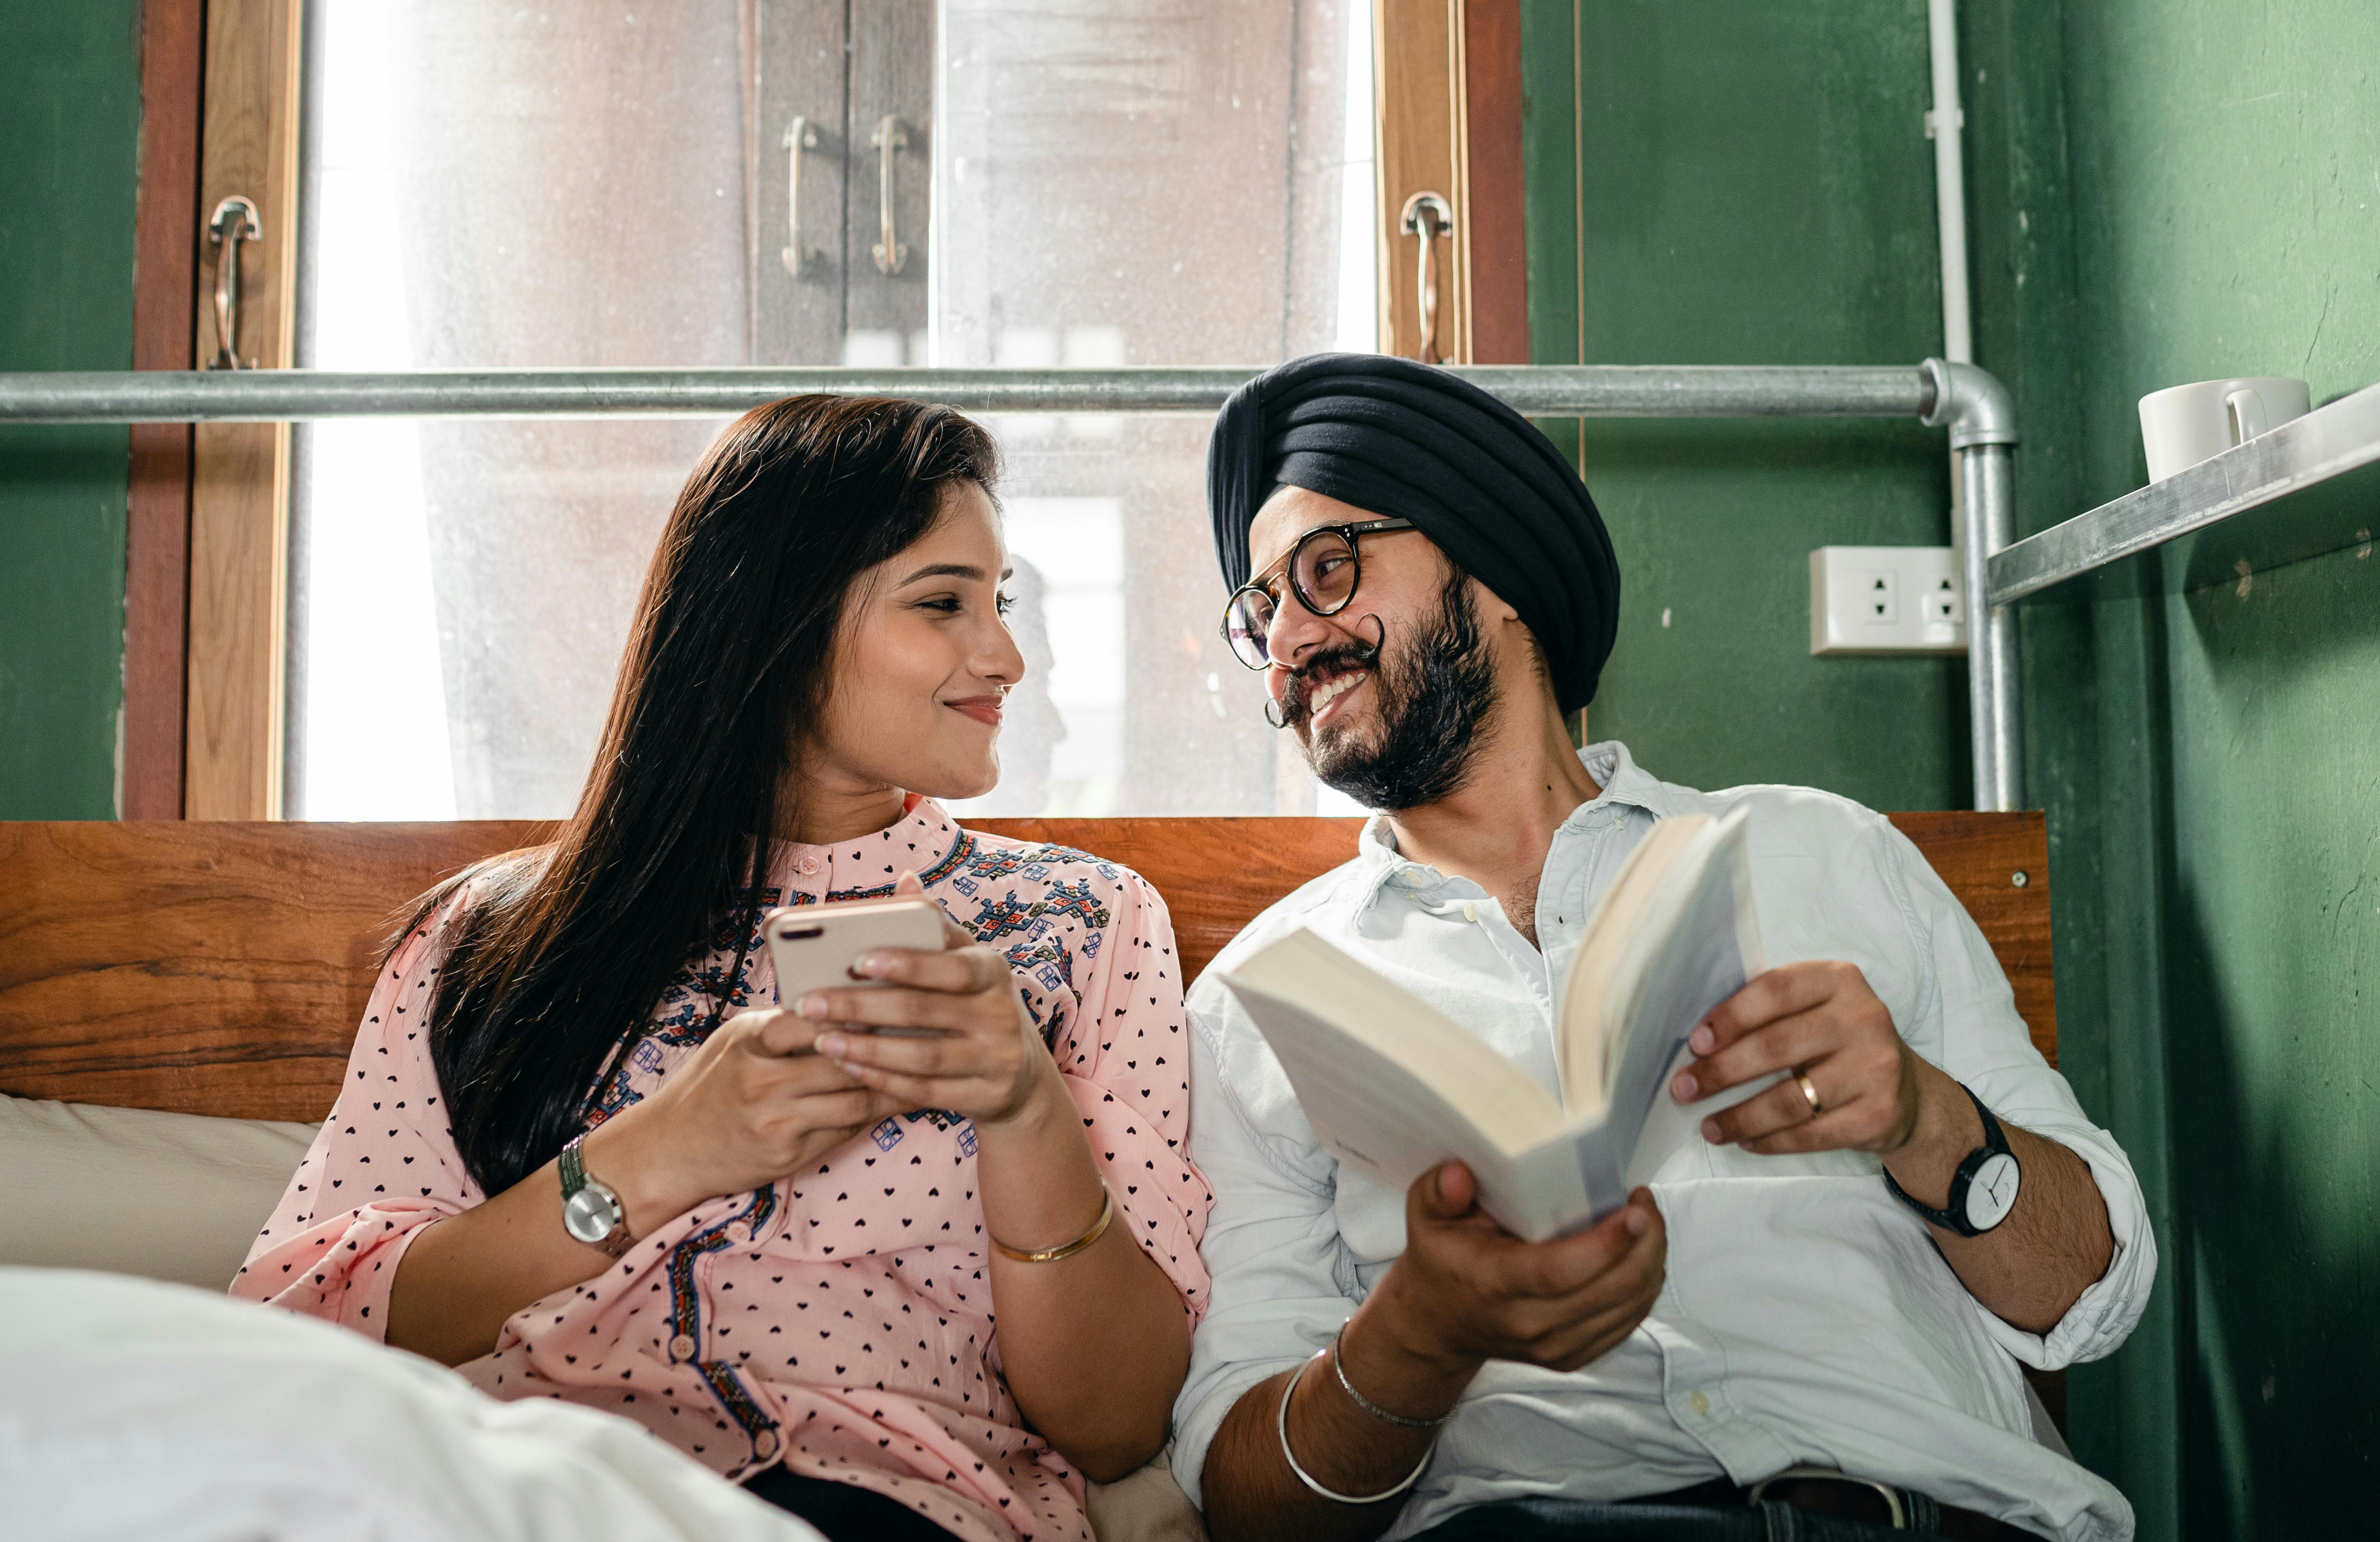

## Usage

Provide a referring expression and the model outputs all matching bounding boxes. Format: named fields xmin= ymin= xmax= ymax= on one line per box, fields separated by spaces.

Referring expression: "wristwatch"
xmin=558 ymin=1133 xmax=633 ymax=1258
xmin=1883 ymin=1082 xmax=2021 ymax=1237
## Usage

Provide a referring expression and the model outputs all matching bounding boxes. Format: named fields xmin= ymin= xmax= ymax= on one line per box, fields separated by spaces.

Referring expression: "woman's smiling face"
xmin=804 ymin=480 xmax=1025 ymax=802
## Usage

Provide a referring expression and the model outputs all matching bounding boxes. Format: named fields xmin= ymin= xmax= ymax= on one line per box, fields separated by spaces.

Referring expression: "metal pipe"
xmin=1920 ymin=359 xmax=2023 ymax=812
xmin=1960 ymin=446 xmax=2024 ymax=811
xmin=0 ymin=356 xmax=2022 ymax=805
xmin=1925 ymin=0 xmax=1972 ymax=369
xmin=0 ymin=364 xmax=1932 ymax=424
xmin=1925 ymin=0 xmax=1975 ymax=556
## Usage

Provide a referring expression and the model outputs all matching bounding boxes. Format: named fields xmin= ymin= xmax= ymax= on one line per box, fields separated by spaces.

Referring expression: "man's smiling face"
xmin=1244 ymin=486 xmax=1444 ymax=750
xmin=1244 ymin=486 xmax=1510 ymax=810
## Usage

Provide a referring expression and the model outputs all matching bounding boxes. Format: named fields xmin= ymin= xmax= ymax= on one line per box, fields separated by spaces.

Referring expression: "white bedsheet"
xmin=0 ymin=1267 xmax=821 ymax=1542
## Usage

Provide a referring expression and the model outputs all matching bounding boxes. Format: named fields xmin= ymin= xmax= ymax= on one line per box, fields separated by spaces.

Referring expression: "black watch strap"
xmin=1882 ymin=1083 xmax=2012 ymax=1238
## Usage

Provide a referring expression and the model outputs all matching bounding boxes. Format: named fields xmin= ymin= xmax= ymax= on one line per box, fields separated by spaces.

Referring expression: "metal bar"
xmin=1988 ymin=380 xmax=2380 ymax=605
xmin=0 ymin=355 xmax=2024 ymax=804
xmin=1961 ymin=444 xmax=2024 ymax=810
xmin=0 ymin=364 xmax=1932 ymax=424
xmin=1919 ymin=361 xmax=2023 ymax=812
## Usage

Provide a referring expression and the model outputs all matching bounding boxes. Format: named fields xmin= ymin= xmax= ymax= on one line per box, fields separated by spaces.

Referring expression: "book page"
xmin=1224 ymin=930 xmax=1565 ymax=1150
xmin=1219 ymin=973 xmax=1580 ymax=1234
xmin=1555 ymin=814 xmax=1709 ymax=1117
xmin=1595 ymin=808 xmax=1765 ymax=1174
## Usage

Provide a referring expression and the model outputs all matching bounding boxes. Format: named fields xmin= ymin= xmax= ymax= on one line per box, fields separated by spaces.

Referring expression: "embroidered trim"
xmin=825 ymin=829 xmax=978 ymax=901
xmin=660 ymin=1184 xmax=784 ymax=1453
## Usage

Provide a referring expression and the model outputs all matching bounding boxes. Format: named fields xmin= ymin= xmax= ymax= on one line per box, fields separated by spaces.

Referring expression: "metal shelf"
xmin=1989 ymin=381 xmax=2380 ymax=604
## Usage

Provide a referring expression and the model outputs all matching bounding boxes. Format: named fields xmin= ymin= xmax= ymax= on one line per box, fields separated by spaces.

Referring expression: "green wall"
xmin=0 ymin=0 xmax=142 ymax=818
xmin=1521 ymin=0 xmax=1966 ymax=813
xmin=1532 ymin=1 xmax=2380 ymax=1536
xmin=2058 ymin=4 xmax=2379 ymax=1536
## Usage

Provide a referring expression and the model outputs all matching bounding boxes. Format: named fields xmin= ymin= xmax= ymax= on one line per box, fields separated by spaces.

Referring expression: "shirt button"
xmin=1688 ymin=1390 xmax=1711 ymax=1417
xmin=797 ymin=856 xmax=821 ymax=876
xmin=669 ymin=1333 xmax=698 ymax=1363
xmin=753 ymin=1428 xmax=781 ymax=1460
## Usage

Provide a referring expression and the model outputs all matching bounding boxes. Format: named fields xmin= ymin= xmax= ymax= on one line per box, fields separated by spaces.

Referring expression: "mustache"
xmin=1276 ymin=618 xmax=1384 ymax=729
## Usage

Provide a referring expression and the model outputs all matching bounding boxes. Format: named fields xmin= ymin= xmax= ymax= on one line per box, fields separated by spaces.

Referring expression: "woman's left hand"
xmin=796 ymin=874 xmax=1061 ymax=1128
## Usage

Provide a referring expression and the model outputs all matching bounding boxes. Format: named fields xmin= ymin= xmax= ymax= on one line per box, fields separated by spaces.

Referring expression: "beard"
xmin=1282 ymin=570 xmax=1498 ymax=812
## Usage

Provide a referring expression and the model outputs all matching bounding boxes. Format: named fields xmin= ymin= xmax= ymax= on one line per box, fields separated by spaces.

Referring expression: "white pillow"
xmin=0 ymin=1093 xmax=315 ymax=1289
xmin=0 ymin=1267 xmax=821 ymax=1542
xmin=0 ymin=1094 xmax=1212 ymax=1537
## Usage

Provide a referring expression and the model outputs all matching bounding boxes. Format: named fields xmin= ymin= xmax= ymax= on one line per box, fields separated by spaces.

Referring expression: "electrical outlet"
xmin=1810 ymin=546 xmax=1967 ymax=655
xmin=1863 ymin=569 xmax=1900 ymax=626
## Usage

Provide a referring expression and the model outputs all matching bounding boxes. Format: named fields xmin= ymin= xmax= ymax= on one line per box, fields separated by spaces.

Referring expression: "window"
xmin=288 ymin=0 xmax=1377 ymax=820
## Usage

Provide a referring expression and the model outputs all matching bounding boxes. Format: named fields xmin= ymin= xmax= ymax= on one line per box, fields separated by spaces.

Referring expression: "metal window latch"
xmin=1399 ymin=191 xmax=1453 ymax=365
xmin=207 ymin=196 xmax=262 ymax=370
xmin=871 ymin=115 xmax=910 ymax=275
xmin=781 ymin=115 xmax=820 ymax=277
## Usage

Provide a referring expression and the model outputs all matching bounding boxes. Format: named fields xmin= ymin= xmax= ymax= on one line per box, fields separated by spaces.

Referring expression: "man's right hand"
xmin=1356 ymin=1162 xmax=1666 ymax=1393
xmin=1196 ymin=1164 xmax=1666 ymax=1542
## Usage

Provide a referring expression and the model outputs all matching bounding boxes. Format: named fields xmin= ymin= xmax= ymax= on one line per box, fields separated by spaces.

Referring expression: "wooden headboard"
xmin=0 ymin=813 xmax=2052 ymax=1125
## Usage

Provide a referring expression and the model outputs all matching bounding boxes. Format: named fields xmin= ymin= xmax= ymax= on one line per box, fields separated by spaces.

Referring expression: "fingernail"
xmin=1700 ymin=1117 xmax=1721 ymax=1143
xmin=1688 ymin=1025 xmax=1714 ymax=1055
xmin=854 ymin=953 xmax=893 ymax=978
xmin=1670 ymin=1070 xmax=1696 ymax=1102
xmin=835 ymin=1060 xmax=864 ymax=1079
xmin=1626 ymin=1206 xmax=1650 ymax=1236
xmin=816 ymin=1032 xmax=847 ymax=1058
xmin=796 ymin=994 xmax=828 ymax=1019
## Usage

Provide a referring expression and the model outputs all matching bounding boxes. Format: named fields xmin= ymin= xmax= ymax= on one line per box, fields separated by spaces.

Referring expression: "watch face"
xmin=563 ymin=1183 xmax=622 ymax=1244
xmin=1965 ymin=1151 xmax=2021 ymax=1231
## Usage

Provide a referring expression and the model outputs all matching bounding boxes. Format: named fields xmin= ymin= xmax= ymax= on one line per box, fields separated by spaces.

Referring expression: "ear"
xmin=1468 ymin=574 xmax=1523 ymax=627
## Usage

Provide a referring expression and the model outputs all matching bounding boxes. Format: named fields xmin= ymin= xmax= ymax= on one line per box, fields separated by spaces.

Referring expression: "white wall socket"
xmin=1809 ymin=545 xmax=1966 ymax=655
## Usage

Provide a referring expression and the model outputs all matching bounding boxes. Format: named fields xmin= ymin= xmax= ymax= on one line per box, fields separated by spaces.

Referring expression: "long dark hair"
xmin=411 ymin=395 xmax=1001 ymax=1196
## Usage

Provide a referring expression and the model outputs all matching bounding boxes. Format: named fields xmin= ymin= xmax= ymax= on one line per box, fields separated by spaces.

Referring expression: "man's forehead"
xmin=1247 ymin=485 xmax=1380 ymax=565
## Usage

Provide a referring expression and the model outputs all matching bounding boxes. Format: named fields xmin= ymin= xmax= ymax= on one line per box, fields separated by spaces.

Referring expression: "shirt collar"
xmin=767 ymin=793 xmax=966 ymax=900
xmin=1343 ymin=740 xmax=1673 ymax=906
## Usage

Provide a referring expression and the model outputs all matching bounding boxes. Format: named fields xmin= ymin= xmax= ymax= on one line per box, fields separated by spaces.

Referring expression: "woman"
xmin=235 ymin=397 xmax=1210 ymax=1542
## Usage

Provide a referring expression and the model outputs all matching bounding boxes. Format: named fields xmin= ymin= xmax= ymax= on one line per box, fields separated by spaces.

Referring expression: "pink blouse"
xmin=234 ymin=799 xmax=1212 ymax=1542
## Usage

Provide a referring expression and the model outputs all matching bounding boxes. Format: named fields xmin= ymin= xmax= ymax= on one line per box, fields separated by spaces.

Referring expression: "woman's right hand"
xmin=580 ymin=1007 xmax=888 ymax=1236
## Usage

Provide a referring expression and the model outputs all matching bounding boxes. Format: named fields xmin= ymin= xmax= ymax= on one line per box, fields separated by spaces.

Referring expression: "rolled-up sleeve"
xmin=1168 ymin=988 xmax=1358 ymax=1510
xmin=230 ymin=898 xmax=483 ymax=1336
xmin=1878 ymin=821 xmax=2158 ymax=1371
xmin=1053 ymin=870 xmax=1214 ymax=1319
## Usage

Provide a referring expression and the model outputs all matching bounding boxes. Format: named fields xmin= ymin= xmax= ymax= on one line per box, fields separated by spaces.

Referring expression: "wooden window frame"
xmin=186 ymin=0 xmax=305 ymax=819
xmin=128 ymin=0 xmax=306 ymax=819
xmin=124 ymin=0 xmax=208 ymax=819
xmin=1373 ymin=0 xmax=1528 ymax=365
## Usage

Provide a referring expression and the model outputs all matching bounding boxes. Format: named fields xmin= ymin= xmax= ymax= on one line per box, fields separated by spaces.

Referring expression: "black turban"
xmin=1205 ymin=352 xmax=1620 ymax=712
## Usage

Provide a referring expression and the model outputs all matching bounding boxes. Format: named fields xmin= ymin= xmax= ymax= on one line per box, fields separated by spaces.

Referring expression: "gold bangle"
xmin=990 ymin=1187 xmax=1115 ymax=1264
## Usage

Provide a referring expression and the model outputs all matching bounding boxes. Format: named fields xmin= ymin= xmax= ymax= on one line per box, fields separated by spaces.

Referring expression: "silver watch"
xmin=558 ymin=1134 xmax=632 ymax=1257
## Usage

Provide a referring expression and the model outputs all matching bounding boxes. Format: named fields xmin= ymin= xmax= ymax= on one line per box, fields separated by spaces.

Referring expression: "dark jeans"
xmin=740 ymin=1466 xmax=961 ymax=1542
xmin=1405 ymin=1497 xmax=1949 ymax=1542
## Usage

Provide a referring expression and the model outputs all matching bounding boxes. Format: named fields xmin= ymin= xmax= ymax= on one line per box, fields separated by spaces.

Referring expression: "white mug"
xmin=2139 ymin=376 xmax=2311 ymax=482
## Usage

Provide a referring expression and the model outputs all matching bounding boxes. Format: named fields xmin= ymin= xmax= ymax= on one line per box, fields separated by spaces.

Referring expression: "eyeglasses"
xmin=1219 ymin=518 xmax=1416 ymax=671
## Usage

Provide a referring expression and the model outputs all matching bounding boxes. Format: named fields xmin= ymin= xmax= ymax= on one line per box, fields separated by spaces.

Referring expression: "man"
xmin=1171 ymin=355 xmax=2153 ymax=1542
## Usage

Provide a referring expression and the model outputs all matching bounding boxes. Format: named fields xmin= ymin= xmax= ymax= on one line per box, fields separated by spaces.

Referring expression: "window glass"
xmin=289 ymin=0 xmax=1376 ymax=819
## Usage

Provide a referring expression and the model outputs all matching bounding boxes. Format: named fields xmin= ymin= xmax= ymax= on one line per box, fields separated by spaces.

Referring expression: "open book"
xmin=1218 ymin=808 xmax=1766 ymax=1241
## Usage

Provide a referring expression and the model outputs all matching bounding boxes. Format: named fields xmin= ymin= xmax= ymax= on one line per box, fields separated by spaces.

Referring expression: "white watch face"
xmin=1965 ymin=1151 xmax=2021 ymax=1231
xmin=564 ymin=1183 xmax=622 ymax=1244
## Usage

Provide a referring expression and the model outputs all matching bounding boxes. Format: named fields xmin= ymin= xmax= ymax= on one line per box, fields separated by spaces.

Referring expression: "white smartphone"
xmin=762 ymin=897 xmax=951 ymax=1035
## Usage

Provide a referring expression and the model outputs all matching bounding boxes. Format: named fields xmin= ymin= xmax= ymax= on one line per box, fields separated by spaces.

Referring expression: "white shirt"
xmin=1171 ymin=743 xmax=2152 ymax=1542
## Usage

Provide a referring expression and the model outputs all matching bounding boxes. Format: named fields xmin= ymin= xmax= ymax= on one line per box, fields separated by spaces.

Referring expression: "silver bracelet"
xmin=1331 ymin=1317 xmax=1454 ymax=1428
xmin=1276 ymin=1351 xmax=1435 ymax=1504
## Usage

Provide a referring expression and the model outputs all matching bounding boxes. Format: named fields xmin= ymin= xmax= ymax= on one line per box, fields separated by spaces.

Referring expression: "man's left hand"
xmin=1668 ymin=960 xmax=1930 ymax=1156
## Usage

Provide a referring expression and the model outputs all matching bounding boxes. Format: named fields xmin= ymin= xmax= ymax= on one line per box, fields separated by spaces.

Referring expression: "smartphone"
xmin=762 ymin=896 xmax=950 ymax=1035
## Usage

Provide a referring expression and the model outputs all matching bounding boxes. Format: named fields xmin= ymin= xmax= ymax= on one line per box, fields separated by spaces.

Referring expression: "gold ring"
xmin=1796 ymin=1071 xmax=1824 ymax=1118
